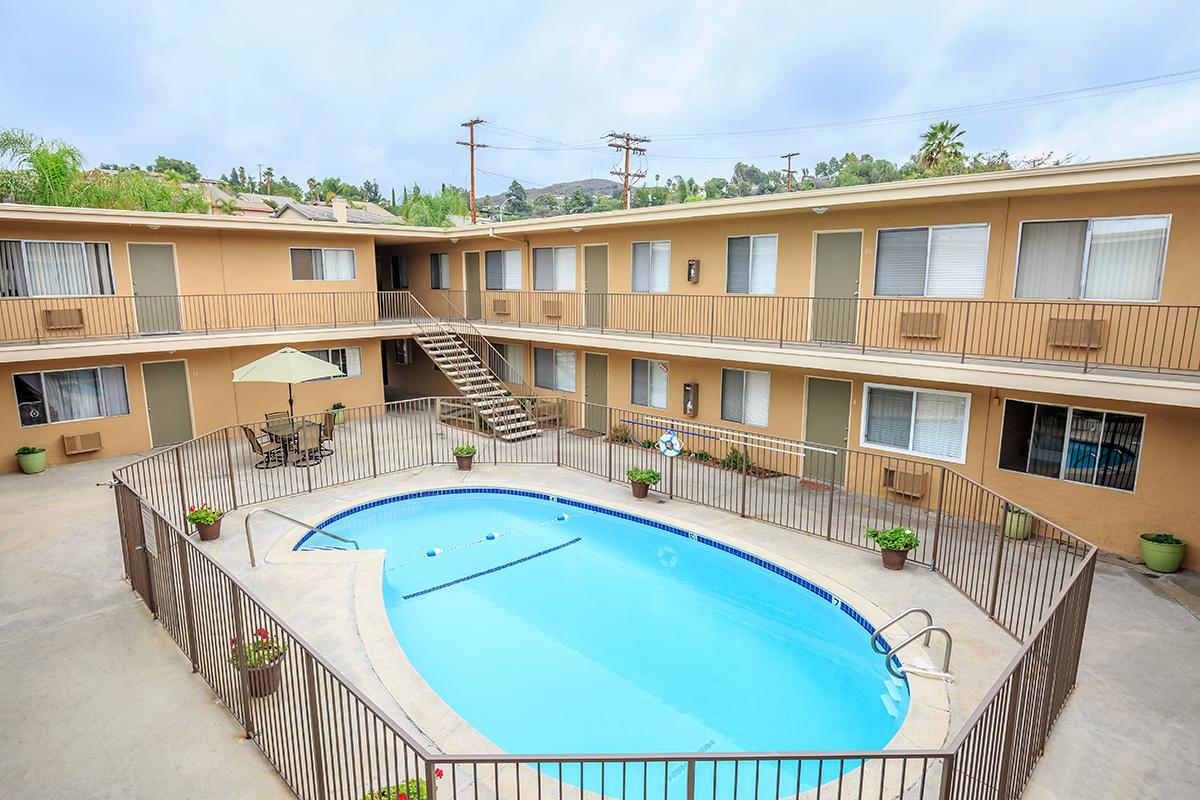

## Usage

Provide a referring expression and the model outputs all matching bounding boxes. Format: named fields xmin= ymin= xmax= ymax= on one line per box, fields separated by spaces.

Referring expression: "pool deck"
xmin=0 ymin=455 xmax=1197 ymax=798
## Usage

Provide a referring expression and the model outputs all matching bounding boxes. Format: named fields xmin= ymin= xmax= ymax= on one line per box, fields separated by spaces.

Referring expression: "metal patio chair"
xmin=319 ymin=411 xmax=336 ymax=455
xmin=292 ymin=422 xmax=325 ymax=468
xmin=240 ymin=425 xmax=286 ymax=469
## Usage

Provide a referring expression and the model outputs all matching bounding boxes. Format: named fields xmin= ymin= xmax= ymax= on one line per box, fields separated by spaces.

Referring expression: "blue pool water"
xmin=298 ymin=489 xmax=908 ymax=795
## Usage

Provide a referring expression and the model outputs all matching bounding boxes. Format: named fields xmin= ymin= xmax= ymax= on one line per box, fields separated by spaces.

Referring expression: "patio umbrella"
xmin=232 ymin=347 xmax=344 ymax=416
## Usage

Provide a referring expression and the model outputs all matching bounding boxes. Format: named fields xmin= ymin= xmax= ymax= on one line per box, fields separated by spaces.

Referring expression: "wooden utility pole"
xmin=457 ymin=118 xmax=488 ymax=223
xmin=780 ymin=152 xmax=800 ymax=191
xmin=606 ymin=132 xmax=649 ymax=209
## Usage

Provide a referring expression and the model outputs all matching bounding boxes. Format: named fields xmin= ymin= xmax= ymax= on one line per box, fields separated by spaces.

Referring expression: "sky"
xmin=3 ymin=0 xmax=1199 ymax=199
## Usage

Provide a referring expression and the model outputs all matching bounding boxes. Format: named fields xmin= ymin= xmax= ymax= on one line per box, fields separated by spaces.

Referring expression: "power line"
xmin=456 ymin=118 xmax=488 ymax=223
xmin=606 ymin=131 xmax=649 ymax=209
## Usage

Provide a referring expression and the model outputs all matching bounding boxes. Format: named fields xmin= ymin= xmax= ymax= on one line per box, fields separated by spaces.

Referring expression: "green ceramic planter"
xmin=1140 ymin=534 xmax=1186 ymax=574
xmin=16 ymin=450 xmax=46 ymax=474
xmin=1004 ymin=508 xmax=1033 ymax=540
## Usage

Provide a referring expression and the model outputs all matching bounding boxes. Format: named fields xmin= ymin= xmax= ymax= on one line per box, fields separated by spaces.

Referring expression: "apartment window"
xmin=998 ymin=400 xmax=1143 ymax=491
xmin=391 ymin=255 xmax=409 ymax=289
xmin=290 ymin=247 xmax=356 ymax=280
xmin=14 ymin=366 xmax=129 ymax=427
xmin=302 ymin=347 xmax=362 ymax=379
xmin=726 ymin=235 xmax=777 ymax=294
xmin=485 ymin=249 xmax=522 ymax=290
xmin=721 ymin=368 xmax=770 ymax=426
xmin=429 ymin=253 xmax=450 ymax=289
xmin=874 ymin=224 xmax=988 ymax=298
xmin=631 ymin=358 xmax=668 ymax=409
xmin=0 ymin=240 xmax=114 ymax=296
xmin=1015 ymin=216 xmax=1168 ymax=301
xmin=533 ymin=347 xmax=575 ymax=392
xmin=632 ymin=241 xmax=670 ymax=293
xmin=862 ymin=384 xmax=969 ymax=462
xmin=490 ymin=343 xmax=526 ymax=384
xmin=533 ymin=246 xmax=576 ymax=291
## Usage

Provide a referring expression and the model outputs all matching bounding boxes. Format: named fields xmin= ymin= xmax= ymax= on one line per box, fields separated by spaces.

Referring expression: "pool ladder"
xmin=243 ymin=508 xmax=359 ymax=568
xmin=871 ymin=608 xmax=953 ymax=681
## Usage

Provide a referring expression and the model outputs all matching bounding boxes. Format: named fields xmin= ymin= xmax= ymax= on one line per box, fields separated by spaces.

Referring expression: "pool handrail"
xmin=243 ymin=507 xmax=359 ymax=567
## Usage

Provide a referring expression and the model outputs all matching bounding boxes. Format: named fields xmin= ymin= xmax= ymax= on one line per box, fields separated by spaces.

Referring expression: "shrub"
xmin=1142 ymin=532 xmax=1185 ymax=545
xmin=610 ymin=424 xmax=633 ymax=444
xmin=452 ymin=445 xmax=477 ymax=457
xmin=16 ymin=446 xmax=44 ymax=455
xmin=719 ymin=446 xmax=751 ymax=471
xmin=186 ymin=503 xmax=223 ymax=526
xmin=690 ymin=450 xmax=712 ymax=463
xmin=626 ymin=468 xmax=662 ymax=485
xmin=639 ymin=438 xmax=656 ymax=449
xmin=865 ymin=526 xmax=920 ymax=551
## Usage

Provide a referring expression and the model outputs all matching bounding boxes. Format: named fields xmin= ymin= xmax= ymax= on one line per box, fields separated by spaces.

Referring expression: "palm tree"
xmin=0 ymin=128 xmax=84 ymax=206
xmin=917 ymin=121 xmax=966 ymax=171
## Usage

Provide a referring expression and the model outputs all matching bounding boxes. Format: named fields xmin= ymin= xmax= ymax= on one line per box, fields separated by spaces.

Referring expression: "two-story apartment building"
xmin=2 ymin=152 xmax=1198 ymax=568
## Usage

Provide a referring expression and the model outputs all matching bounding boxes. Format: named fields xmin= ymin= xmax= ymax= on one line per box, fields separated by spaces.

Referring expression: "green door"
xmin=464 ymin=252 xmax=482 ymax=319
xmin=583 ymin=352 xmax=608 ymax=432
xmin=584 ymin=245 xmax=608 ymax=328
xmin=803 ymin=378 xmax=851 ymax=484
xmin=129 ymin=243 xmax=182 ymax=334
xmin=812 ymin=232 xmax=861 ymax=344
xmin=142 ymin=361 xmax=193 ymax=447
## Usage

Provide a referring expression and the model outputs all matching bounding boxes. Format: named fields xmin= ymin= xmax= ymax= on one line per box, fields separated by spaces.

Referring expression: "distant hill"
xmin=481 ymin=178 xmax=620 ymax=206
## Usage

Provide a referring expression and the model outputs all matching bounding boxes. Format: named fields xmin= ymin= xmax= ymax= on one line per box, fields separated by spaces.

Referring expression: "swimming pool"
xmin=298 ymin=488 xmax=909 ymax=794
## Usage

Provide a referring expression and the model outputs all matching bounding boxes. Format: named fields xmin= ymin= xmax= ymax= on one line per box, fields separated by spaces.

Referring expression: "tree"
xmin=0 ymin=128 xmax=84 ymax=206
xmin=504 ymin=180 xmax=532 ymax=217
xmin=563 ymin=188 xmax=592 ymax=214
xmin=147 ymin=156 xmax=200 ymax=182
xmin=703 ymin=177 xmax=728 ymax=200
xmin=360 ymin=180 xmax=383 ymax=204
xmin=398 ymin=184 xmax=469 ymax=226
xmin=917 ymin=121 xmax=966 ymax=171
xmin=533 ymin=192 xmax=563 ymax=216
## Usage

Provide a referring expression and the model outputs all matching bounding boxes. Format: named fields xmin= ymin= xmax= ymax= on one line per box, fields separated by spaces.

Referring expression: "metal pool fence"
xmin=112 ymin=396 xmax=1097 ymax=800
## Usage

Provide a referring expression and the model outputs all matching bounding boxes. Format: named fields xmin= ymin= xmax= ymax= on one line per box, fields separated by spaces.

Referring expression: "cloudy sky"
xmin=4 ymin=1 xmax=1198 ymax=197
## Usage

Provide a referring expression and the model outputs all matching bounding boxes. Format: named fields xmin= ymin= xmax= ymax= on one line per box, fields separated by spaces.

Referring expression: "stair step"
xmin=500 ymin=428 xmax=543 ymax=441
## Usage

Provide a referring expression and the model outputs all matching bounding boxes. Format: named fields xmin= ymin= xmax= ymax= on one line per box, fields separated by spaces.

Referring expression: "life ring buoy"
xmin=657 ymin=431 xmax=682 ymax=457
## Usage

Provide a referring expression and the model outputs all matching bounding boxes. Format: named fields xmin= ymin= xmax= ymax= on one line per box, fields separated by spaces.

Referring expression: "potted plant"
xmin=330 ymin=402 xmax=347 ymax=425
xmin=228 ymin=627 xmax=288 ymax=698
xmin=453 ymin=444 xmax=477 ymax=471
xmin=363 ymin=771 xmax=443 ymax=800
xmin=1004 ymin=504 xmax=1033 ymax=540
xmin=865 ymin=526 xmax=921 ymax=570
xmin=186 ymin=503 xmax=225 ymax=541
xmin=1140 ymin=533 xmax=1187 ymax=574
xmin=626 ymin=467 xmax=661 ymax=498
xmin=15 ymin=446 xmax=46 ymax=474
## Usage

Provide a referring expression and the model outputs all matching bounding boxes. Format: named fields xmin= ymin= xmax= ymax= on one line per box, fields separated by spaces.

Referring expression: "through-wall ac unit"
xmin=882 ymin=467 xmax=928 ymax=499
xmin=492 ymin=298 xmax=510 ymax=314
xmin=63 ymin=431 xmax=102 ymax=455
xmin=899 ymin=311 xmax=944 ymax=339
xmin=1047 ymin=318 xmax=1106 ymax=349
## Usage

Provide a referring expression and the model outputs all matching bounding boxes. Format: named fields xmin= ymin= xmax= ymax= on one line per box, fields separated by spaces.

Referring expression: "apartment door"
xmin=464 ymin=252 xmax=482 ymax=319
xmin=142 ymin=361 xmax=193 ymax=447
xmin=812 ymin=232 xmax=861 ymax=344
xmin=802 ymin=377 xmax=851 ymax=484
xmin=129 ymin=243 xmax=181 ymax=334
xmin=583 ymin=352 xmax=608 ymax=432
xmin=584 ymin=245 xmax=608 ymax=328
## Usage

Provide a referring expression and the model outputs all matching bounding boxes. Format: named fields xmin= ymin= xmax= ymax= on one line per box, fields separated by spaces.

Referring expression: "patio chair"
xmin=240 ymin=425 xmax=285 ymax=469
xmin=264 ymin=410 xmax=291 ymax=432
xmin=292 ymin=423 xmax=324 ymax=468
xmin=320 ymin=411 xmax=335 ymax=455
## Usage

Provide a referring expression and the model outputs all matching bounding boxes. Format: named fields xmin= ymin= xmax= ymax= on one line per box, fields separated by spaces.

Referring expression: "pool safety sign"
xmin=657 ymin=430 xmax=682 ymax=457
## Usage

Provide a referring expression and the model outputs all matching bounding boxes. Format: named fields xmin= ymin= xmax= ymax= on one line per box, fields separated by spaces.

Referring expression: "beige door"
xmin=584 ymin=245 xmax=608 ymax=328
xmin=142 ymin=361 xmax=193 ymax=447
xmin=812 ymin=232 xmax=861 ymax=344
xmin=803 ymin=377 xmax=851 ymax=484
xmin=583 ymin=352 xmax=608 ymax=432
xmin=464 ymin=252 xmax=481 ymax=319
xmin=129 ymin=243 xmax=181 ymax=334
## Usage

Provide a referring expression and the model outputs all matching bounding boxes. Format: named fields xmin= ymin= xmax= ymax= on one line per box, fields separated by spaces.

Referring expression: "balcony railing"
xmin=4 ymin=288 xmax=1199 ymax=376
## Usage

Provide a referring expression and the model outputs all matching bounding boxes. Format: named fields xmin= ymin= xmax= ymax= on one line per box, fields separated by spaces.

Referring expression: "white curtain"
xmin=554 ymin=349 xmax=576 ymax=392
xmin=748 ymin=235 xmax=778 ymax=294
xmin=100 ymin=366 xmax=130 ymax=416
xmin=912 ymin=391 xmax=968 ymax=459
xmin=865 ymin=387 xmax=913 ymax=450
xmin=0 ymin=240 xmax=27 ymax=297
xmin=321 ymin=248 xmax=356 ymax=280
xmin=1015 ymin=221 xmax=1087 ymax=299
xmin=926 ymin=225 xmax=988 ymax=298
xmin=1083 ymin=216 xmax=1167 ymax=301
xmin=24 ymin=241 xmax=90 ymax=295
xmin=45 ymin=368 xmax=102 ymax=422
xmin=344 ymin=347 xmax=362 ymax=377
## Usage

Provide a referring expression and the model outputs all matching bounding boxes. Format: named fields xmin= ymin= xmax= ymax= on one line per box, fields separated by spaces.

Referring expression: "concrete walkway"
xmin=1 ymin=454 xmax=1196 ymax=799
xmin=0 ymin=457 xmax=293 ymax=799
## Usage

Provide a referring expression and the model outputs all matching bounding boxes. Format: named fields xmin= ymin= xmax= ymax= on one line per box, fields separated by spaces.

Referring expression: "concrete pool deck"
xmin=0 ymin=454 xmax=1197 ymax=798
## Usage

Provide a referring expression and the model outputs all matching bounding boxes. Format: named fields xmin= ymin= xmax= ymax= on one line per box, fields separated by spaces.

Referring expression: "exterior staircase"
xmin=413 ymin=329 xmax=542 ymax=441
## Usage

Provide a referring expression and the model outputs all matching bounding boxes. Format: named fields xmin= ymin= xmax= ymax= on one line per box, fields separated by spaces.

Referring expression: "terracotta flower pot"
xmin=880 ymin=547 xmax=910 ymax=570
xmin=630 ymin=480 xmax=650 ymax=498
xmin=456 ymin=454 xmax=474 ymax=471
xmin=246 ymin=656 xmax=284 ymax=698
xmin=195 ymin=518 xmax=222 ymax=541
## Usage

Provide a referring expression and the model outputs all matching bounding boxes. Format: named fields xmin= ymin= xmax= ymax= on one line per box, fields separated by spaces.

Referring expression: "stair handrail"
xmin=870 ymin=607 xmax=933 ymax=654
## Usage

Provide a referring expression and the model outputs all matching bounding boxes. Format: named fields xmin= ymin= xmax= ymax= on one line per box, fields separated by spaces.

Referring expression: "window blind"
xmin=1083 ymin=216 xmax=1167 ymax=301
xmin=485 ymin=250 xmax=504 ymax=290
xmin=748 ymin=235 xmax=778 ymax=294
xmin=864 ymin=387 xmax=913 ymax=450
xmin=1014 ymin=221 xmax=1087 ymax=299
xmin=721 ymin=368 xmax=745 ymax=422
xmin=875 ymin=229 xmax=930 ymax=296
xmin=726 ymin=237 xmax=751 ymax=293
xmin=926 ymin=225 xmax=987 ymax=297
xmin=743 ymin=370 xmax=770 ymax=425
xmin=533 ymin=247 xmax=576 ymax=291
xmin=912 ymin=391 xmax=967 ymax=459
xmin=632 ymin=241 xmax=670 ymax=292
xmin=631 ymin=359 xmax=667 ymax=408
xmin=503 ymin=250 xmax=522 ymax=290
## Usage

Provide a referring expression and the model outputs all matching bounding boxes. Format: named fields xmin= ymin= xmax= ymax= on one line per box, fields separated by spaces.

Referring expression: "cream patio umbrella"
xmin=232 ymin=347 xmax=344 ymax=416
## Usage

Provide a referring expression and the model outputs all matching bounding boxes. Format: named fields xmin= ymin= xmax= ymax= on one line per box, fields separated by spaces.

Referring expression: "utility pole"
xmin=606 ymin=132 xmax=649 ymax=209
xmin=457 ymin=119 xmax=487 ymax=223
xmin=780 ymin=152 xmax=800 ymax=192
